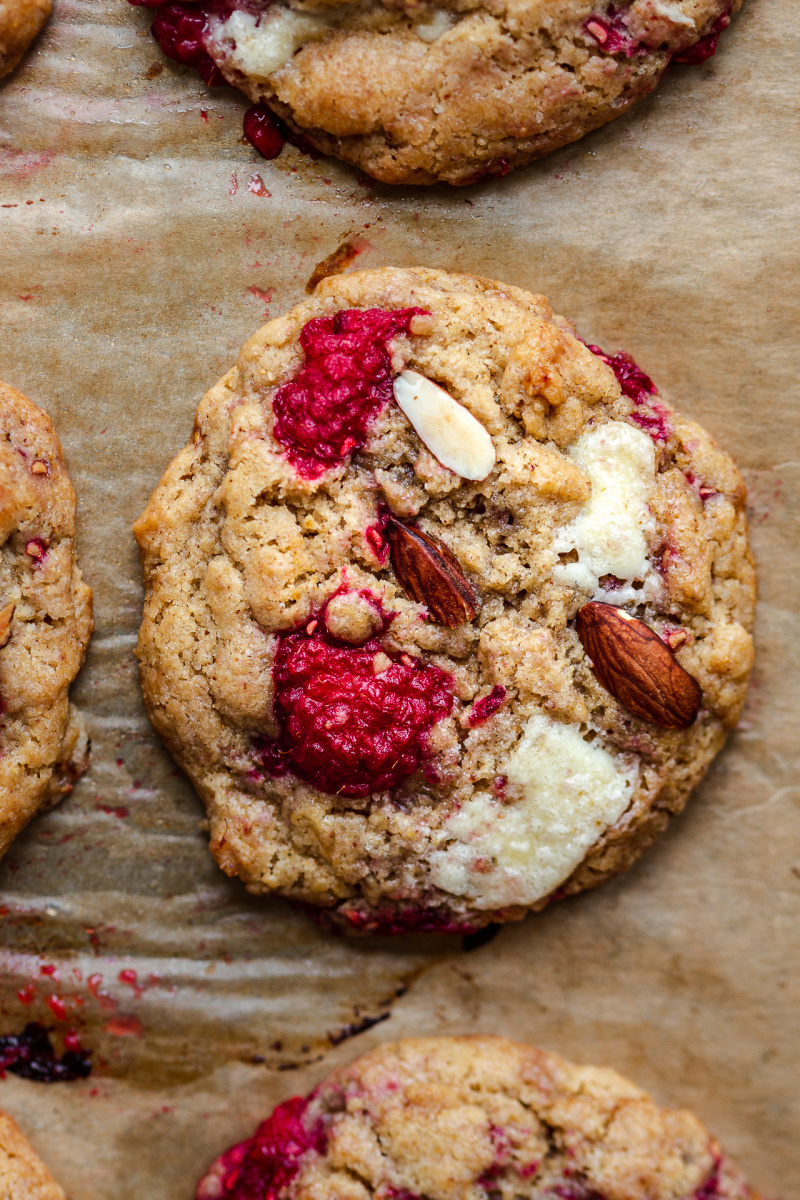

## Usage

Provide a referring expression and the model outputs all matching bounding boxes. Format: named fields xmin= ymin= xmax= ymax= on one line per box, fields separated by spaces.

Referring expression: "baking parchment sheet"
xmin=0 ymin=0 xmax=797 ymax=1195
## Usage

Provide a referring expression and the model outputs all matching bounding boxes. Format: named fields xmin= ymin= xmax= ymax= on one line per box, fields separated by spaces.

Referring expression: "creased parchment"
xmin=0 ymin=0 xmax=797 ymax=1195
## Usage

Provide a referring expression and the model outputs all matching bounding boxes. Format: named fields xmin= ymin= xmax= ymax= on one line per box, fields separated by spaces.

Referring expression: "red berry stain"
xmin=0 ymin=1023 xmax=91 ymax=1082
xmin=97 ymin=803 xmax=129 ymax=817
xmin=587 ymin=344 xmax=672 ymax=443
xmin=17 ymin=983 xmax=36 ymax=1005
xmin=197 ymin=1096 xmax=326 ymax=1200
xmin=467 ymin=685 xmax=507 ymax=726
xmin=87 ymin=974 xmax=118 ymax=1012
xmin=272 ymin=307 xmax=425 ymax=479
xmin=258 ymin=623 xmax=452 ymax=798
xmin=243 ymin=104 xmax=285 ymax=159
xmin=674 ymin=9 xmax=731 ymax=63
xmin=118 ymin=969 xmax=145 ymax=998
xmin=39 ymin=963 xmax=57 ymax=977
xmin=104 ymin=1015 xmax=144 ymax=1037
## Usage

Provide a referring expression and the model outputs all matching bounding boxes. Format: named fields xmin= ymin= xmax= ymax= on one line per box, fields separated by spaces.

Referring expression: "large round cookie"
xmin=132 ymin=0 xmax=741 ymax=184
xmin=0 ymin=0 xmax=50 ymax=79
xmin=197 ymin=1035 xmax=761 ymax=1200
xmin=0 ymin=382 xmax=93 ymax=857
xmin=0 ymin=1111 xmax=65 ymax=1200
xmin=134 ymin=267 xmax=755 ymax=935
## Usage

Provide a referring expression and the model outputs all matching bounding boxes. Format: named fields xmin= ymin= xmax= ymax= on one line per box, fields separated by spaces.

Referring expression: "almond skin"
xmin=576 ymin=601 xmax=701 ymax=730
xmin=386 ymin=518 xmax=478 ymax=628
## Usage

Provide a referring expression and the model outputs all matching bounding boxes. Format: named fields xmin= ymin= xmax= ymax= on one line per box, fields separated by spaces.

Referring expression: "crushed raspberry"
xmin=197 ymin=1096 xmax=326 ymax=1200
xmin=271 ymin=307 xmax=425 ymax=479
xmin=243 ymin=104 xmax=285 ymax=159
xmin=694 ymin=1157 xmax=724 ymax=1199
xmin=584 ymin=11 xmax=641 ymax=56
xmin=674 ymin=10 xmax=732 ymax=64
xmin=24 ymin=537 xmax=48 ymax=561
xmin=587 ymin=344 xmax=672 ymax=444
xmin=257 ymin=624 xmax=452 ymax=797
xmin=0 ymin=1023 xmax=91 ymax=1082
xmin=131 ymin=0 xmax=227 ymax=86
xmin=305 ymin=903 xmax=479 ymax=936
xmin=467 ymin=685 xmax=507 ymax=726
xmin=684 ymin=471 xmax=719 ymax=502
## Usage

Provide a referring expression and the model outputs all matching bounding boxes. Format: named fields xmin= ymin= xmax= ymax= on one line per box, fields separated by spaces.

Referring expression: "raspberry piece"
xmin=584 ymin=11 xmax=641 ymax=56
xmin=198 ymin=1097 xmax=326 ymax=1200
xmin=272 ymin=307 xmax=426 ymax=479
xmin=674 ymin=11 xmax=731 ymax=64
xmin=148 ymin=2 xmax=226 ymax=84
xmin=587 ymin=344 xmax=672 ymax=444
xmin=0 ymin=1023 xmax=91 ymax=1083
xmin=258 ymin=625 xmax=453 ymax=797
xmin=243 ymin=104 xmax=285 ymax=159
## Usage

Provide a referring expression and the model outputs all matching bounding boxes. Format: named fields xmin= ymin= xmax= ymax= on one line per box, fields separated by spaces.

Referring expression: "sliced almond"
xmin=576 ymin=601 xmax=701 ymax=730
xmin=393 ymin=370 xmax=496 ymax=481
xmin=0 ymin=602 xmax=15 ymax=648
xmin=386 ymin=517 xmax=478 ymax=628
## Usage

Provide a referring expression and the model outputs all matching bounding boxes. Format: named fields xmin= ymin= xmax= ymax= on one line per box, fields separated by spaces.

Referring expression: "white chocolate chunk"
xmin=553 ymin=421 xmax=656 ymax=592
xmin=427 ymin=712 xmax=636 ymax=909
xmin=414 ymin=10 xmax=456 ymax=41
xmin=393 ymin=370 xmax=496 ymax=481
xmin=207 ymin=7 xmax=336 ymax=80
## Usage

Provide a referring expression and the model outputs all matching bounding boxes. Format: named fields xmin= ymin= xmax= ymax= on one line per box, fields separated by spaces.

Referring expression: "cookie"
xmin=196 ymin=1035 xmax=761 ymax=1200
xmin=0 ymin=0 xmax=51 ymax=79
xmin=134 ymin=267 xmax=755 ymax=935
xmin=0 ymin=381 xmax=93 ymax=858
xmin=0 ymin=1111 xmax=65 ymax=1200
xmin=130 ymin=0 xmax=741 ymax=184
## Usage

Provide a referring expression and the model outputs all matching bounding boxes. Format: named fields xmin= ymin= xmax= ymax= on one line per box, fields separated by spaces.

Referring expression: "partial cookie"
xmin=0 ymin=381 xmax=93 ymax=857
xmin=0 ymin=0 xmax=51 ymax=79
xmin=130 ymin=0 xmax=741 ymax=184
xmin=134 ymin=267 xmax=755 ymax=935
xmin=0 ymin=1111 xmax=65 ymax=1200
xmin=197 ymin=1035 xmax=761 ymax=1200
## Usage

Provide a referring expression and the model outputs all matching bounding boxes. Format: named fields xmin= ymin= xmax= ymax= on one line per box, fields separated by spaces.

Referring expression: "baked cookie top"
xmin=134 ymin=267 xmax=755 ymax=934
xmin=133 ymin=0 xmax=741 ymax=183
xmin=197 ymin=1035 xmax=760 ymax=1200
xmin=0 ymin=0 xmax=51 ymax=79
xmin=0 ymin=381 xmax=93 ymax=858
xmin=0 ymin=1111 xmax=65 ymax=1200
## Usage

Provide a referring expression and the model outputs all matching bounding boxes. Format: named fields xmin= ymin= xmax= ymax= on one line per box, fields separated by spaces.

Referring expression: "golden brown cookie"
xmin=0 ymin=381 xmax=93 ymax=858
xmin=196 ymin=1035 xmax=762 ymax=1200
xmin=131 ymin=0 xmax=742 ymax=183
xmin=0 ymin=0 xmax=51 ymax=79
xmin=134 ymin=267 xmax=755 ymax=934
xmin=0 ymin=1111 xmax=65 ymax=1200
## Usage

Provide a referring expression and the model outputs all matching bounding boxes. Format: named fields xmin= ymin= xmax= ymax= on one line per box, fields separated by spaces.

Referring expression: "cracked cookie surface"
xmin=0 ymin=1110 xmax=65 ymax=1200
xmin=134 ymin=267 xmax=754 ymax=934
xmin=196 ymin=1035 xmax=761 ymax=1200
xmin=134 ymin=0 xmax=741 ymax=183
xmin=0 ymin=381 xmax=93 ymax=857
xmin=0 ymin=0 xmax=50 ymax=78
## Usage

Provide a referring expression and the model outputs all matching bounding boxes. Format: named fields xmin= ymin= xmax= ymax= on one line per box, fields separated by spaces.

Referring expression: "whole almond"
xmin=386 ymin=518 xmax=478 ymax=628
xmin=0 ymin=602 xmax=14 ymax=649
xmin=576 ymin=601 xmax=701 ymax=730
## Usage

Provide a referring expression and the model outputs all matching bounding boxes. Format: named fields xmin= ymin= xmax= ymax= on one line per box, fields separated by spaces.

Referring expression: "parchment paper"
xmin=0 ymin=0 xmax=797 ymax=1195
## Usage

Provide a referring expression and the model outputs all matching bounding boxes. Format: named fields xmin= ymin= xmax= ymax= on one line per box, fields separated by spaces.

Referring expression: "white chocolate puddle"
xmin=427 ymin=712 xmax=637 ymax=909
xmin=208 ymin=3 xmax=457 ymax=80
xmin=553 ymin=421 xmax=657 ymax=596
